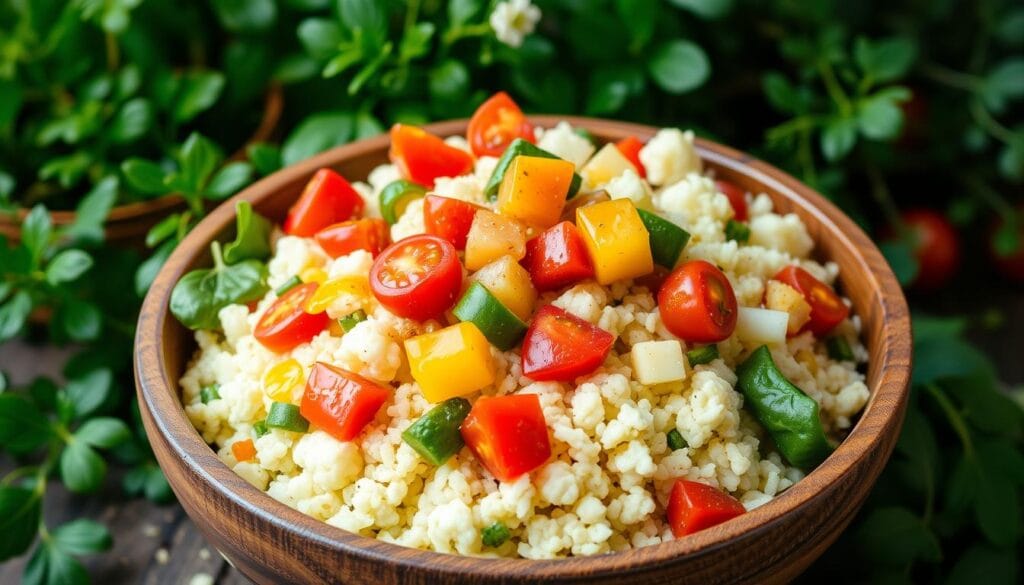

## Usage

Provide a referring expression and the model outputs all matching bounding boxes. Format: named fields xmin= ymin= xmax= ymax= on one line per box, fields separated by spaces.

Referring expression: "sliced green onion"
xmin=200 ymin=384 xmax=220 ymax=404
xmin=452 ymin=282 xmax=527 ymax=351
xmin=380 ymin=179 xmax=426 ymax=224
xmin=253 ymin=420 xmax=269 ymax=438
xmin=266 ymin=402 xmax=309 ymax=433
xmin=402 ymin=398 xmax=472 ymax=465
xmin=667 ymin=429 xmax=688 ymax=451
xmin=275 ymin=275 xmax=303 ymax=296
xmin=481 ymin=522 xmax=511 ymax=548
xmin=826 ymin=336 xmax=855 ymax=362
xmin=338 ymin=309 xmax=368 ymax=333
xmin=636 ymin=209 xmax=691 ymax=268
xmin=725 ymin=219 xmax=751 ymax=243
xmin=686 ymin=344 xmax=719 ymax=366
xmin=485 ymin=139 xmax=582 ymax=200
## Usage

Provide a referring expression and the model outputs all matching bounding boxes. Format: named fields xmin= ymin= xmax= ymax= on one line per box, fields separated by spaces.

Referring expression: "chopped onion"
xmin=735 ymin=307 xmax=789 ymax=345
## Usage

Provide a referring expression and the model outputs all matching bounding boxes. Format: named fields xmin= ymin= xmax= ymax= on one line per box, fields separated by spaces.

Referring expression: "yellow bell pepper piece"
xmin=299 ymin=267 xmax=327 ymax=284
xmin=404 ymin=322 xmax=496 ymax=402
xmin=581 ymin=143 xmax=638 ymax=189
xmin=304 ymin=276 xmax=369 ymax=314
xmin=464 ymin=210 xmax=527 ymax=271
xmin=468 ymin=255 xmax=537 ymax=322
xmin=576 ymin=199 xmax=653 ymax=284
xmin=497 ymin=155 xmax=574 ymax=228
xmin=263 ymin=359 xmax=305 ymax=403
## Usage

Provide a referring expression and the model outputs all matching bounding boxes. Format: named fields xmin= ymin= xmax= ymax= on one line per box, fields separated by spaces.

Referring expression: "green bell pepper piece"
xmin=686 ymin=344 xmax=719 ymax=366
xmin=484 ymin=139 xmax=582 ymax=200
xmin=338 ymin=309 xmax=367 ymax=333
xmin=725 ymin=219 xmax=751 ymax=243
xmin=265 ymin=402 xmax=309 ymax=433
xmin=452 ymin=282 xmax=527 ymax=351
xmin=253 ymin=419 xmax=269 ymax=438
xmin=636 ymin=209 xmax=691 ymax=268
xmin=666 ymin=428 xmax=688 ymax=451
xmin=380 ymin=179 xmax=426 ymax=224
xmin=200 ymin=384 xmax=220 ymax=404
xmin=481 ymin=522 xmax=511 ymax=547
xmin=826 ymin=336 xmax=855 ymax=362
xmin=402 ymin=398 xmax=472 ymax=465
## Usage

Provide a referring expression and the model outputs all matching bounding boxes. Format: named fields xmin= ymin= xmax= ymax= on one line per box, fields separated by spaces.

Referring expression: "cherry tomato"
xmin=659 ymin=260 xmax=738 ymax=343
xmin=715 ymin=180 xmax=748 ymax=222
xmin=773 ymin=265 xmax=849 ymax=335
xmin=284 ymin=168 xmax=365 ymax=237
xmin=521 ymin=221 xmax=595 ymax=292
xmin=314 ymin=218 xmax=390 ymax=258
xmin=989 ymin=211 xmax=1024 ymax=283
xmin=389 ymin=124 xmax=474 ymax=189
xmin=254 ymin=283 xmax=330 ymax=352
xmin=300 ymin=362 xmax=390 ymax=442
xmin=422 ymin=194 xmax=481 ymax=250
xmin=467 ymin=92 xmax=534 ymax=158
xmin=521 ymin=305 xmax=614 ymax=381
xmin=615 ymin=136 xmax=646 ymax=178
xmin=369 ymin=234 xmax=463 ymax=321
xmin=900 ymin=209 xmax=961 ymax=290
xmin=460 ymin=394 xmax=551 ymax=481
xmin=666 ymin=479 xmax=746 ymax=537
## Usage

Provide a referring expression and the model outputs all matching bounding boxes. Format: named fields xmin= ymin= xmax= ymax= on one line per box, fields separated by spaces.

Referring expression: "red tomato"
xmin=284 ymin=168 xmax=365 ymax=237
xmin=460 ymin=394 xmax=551 ymax=481
xmin=254 ymin=283 xmax=330 ymax=352
xmin=666 ymin=480 xmax=745 ymax=537
xmin=773 ymin=265 xmax=849 ymax=335
xmin=369 ymin=234 xmax=463 ymax=321
xmin=422 ymin=195 xmax=481 ymax=250
xmin=989 ymin=211 xmax=1024 ymax=283
xmin=615 ymin=136 xmax=646 ymax=178
xmin=900 ymin=209 xmax=961 ymax=290
xmin=314 ymin=218 xmax=390 ymax=258
xmin=521 ymin=221 xmax=595 ymax=291
xmin=659 ymin=260 xmax=738 ymax=343
xmin=467 ymin=92 xmax=534 ymax=157
xmin=521 ymin=305 xmax=614 ymax=381
xmin=715 ymin=180 xmax=748 ymax=222
xmin=389 ymin=124 xmax=474 ymax=189
xmin=300 ymin=362 xmax=390 ymax=442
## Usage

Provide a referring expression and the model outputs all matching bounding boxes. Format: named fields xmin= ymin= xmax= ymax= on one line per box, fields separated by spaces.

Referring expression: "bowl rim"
xmin=135 ymin=115 xmax=911 ymax=580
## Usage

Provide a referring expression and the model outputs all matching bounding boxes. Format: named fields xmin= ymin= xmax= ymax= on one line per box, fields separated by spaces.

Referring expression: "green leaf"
xmin=170 ymin=249 xmax=269 ymax=330
xmin=337 ymin=0 xmax=387 ymax=50
xmin=322 ymin=47 xmax=364 ymax=79
xmin=854 ymin=36 xmax=917 ymax=84
xmin=297 ymin=18 xmax=343 ymax=59
xmin=0 ymin=487 xmax=41 ymax=561
xmin=821 ymin=117 xmax=858 ymax=161
xmin=60 ymin=441 xmax=107 ymax=493
xmin=984 ymin=59 xmax=1024 ymax=105
xmin=857 ymin=95 xmax=904 ymax=140
xmin=0 ymin=393 xmax=52 ymax=453
xmin=246 ymin=143 xmax=282 ymax=176
xmin=0 ymin=79 xmax=23 ymax=128
xmin=121 ymin=159 xmax=170 ymax=195
xmin=213 ymin=0 xmax=276 ymax=32
xmin=178 ymin=133 xmax=223 ymax=195
xmin=281 ymin=112 xmax=354 ymax=165
xmin=172 ymin=71 xmax=225 ymax=123
xmin=892 ymin=407 xmax=938 ymax=496
xmin=353 ymin=111 xmax=384 ymax=139
xmin=0 ymin=291 xmax=33 ymax=342
xmin=586 ymin=68 xmax=634 ymax=115
xmin=22 ymin=205 xmax=52 ymax=267
xmin=879 ymin=240 xmax=919 ymax=286
xmin=56 ymin=299 xmax=101 ymax=342
xmin=64 ymin=369 xmax=113 ymax=419
xmin=52 ymin=520 xmax=112 ymax=555
xmin=996 ymin=9 xmax=1024 ymax=47
xmin=429 ymin=59 xmax=469 ymax=101
xmin=448 ymin=0 xmax=483 ymax=25
xmin=45 ymin=250 xmax=93 ymax=285
xmin=667 ymin=0 xmax=733 ymax=19
xmin=75 ymin=418 xmax=130 ymax=449
xmin=222 ymin=201 xmax=272 ymax=264
xmin=976 ymin=469 xmax=1020 ymax=547
xmin=67 ymin=176 xmax=117 ymax=244
xmin=762 ymin=72 xmax=800 ymax=114
xmin=647 ymin=40 xmax=710 ymax=94
xmin=205 ymin=162 xmax=254 ymax=200
xmin=946 ymin=544 xmax=1019 ymax=585
xmin=23 ymin=542 xmax=89 ymax=585
xmin=854 ymin=506 xmax=942 ymax=566
xmin=108 ymin=98 xmax=153 ymax=144
xmin=39 ymin=152 xmax=92 ymax=189
xmin=135 ymin=240 xmax=176 ymax=297
xmin=999 ymin=141 xmax=1024 ymax=182
xmin=145 ymin=214 xmax=180 ymax=248
xmin=399 ymin=22 xmax=435 ymax=61
xmin=912 ymin=336 xmax=988 ymax=386
xmin=617 ymin=0 xmax=656 ymax=50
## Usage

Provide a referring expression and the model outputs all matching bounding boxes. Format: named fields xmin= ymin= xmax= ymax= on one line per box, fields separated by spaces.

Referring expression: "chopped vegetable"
xmin=615 ymin=136 xmax=647 ymax=178
xmin=484 ymin=138 xmax=582 ymax=200
xmin=575 ymin=199 xmax=654 ymax=284
xmin=685 ymin=344 xmax=719 ymax=366
xmin=559 ymin=189 xmax=611 ymax=223
xmin=401 ymin=397 xmax=472 ymax=465
xmin=284 ymin=168 xmax=364 ymax=237
xmin=666 ymin=479 xmax=745 ymax=537
xmin=521 ymin=221 xmax=595 ymax=292
xmin=299 ymin=266 xmax=327 ymax=284
xmin=725 ymin=219 xmax=750 ymax=243
xmin=379 ymin=179 xmax=427 ymax=225
xmin=200 ymin=383 xmax=220 ymax=404
xmin=266 ymin=401 xmax=310 ymax=433
xmin=338 ymin=309 xmax=367 ymax=332
xmin=464 ymin=210 xmax=527 ymax=271
xmin=467 ymin=91 xmax=534 ymax=157
xmin=370 ymin=235 xmax=463 ymax=321
xmin=636 ymin=209 xmax=690 ymax=268
xmin=735 ymin=307 xmax=789 ymax=345
xmin=253 ymin=420 xmax=269 ymax=438
xmin=274 ymin=275 xmax=302 ymax=297
xmin=423 ymin=194 xmax=480 ymax=250
xmin=262 ymin=358 xmax=304 ymax=402
xmin=736 ymin=345 xmax=834 ymax=469
xmin=389 ymin=124 xmax=474 ymax=189
xmin=304 ymin=276 xmax=369 ymax=314
xmin=170 ymin=241 xmax=269 ymax=331
xmin=658 ymin=260 xmax=737 ymax=343
xmin=467 ymin=255 xmax=537 ymax=321
xmin=773 ymin=266 xmax=849 ymax=335
xmin=521 ymin=305 xmax=614 ymax=382
xmin=666 ymin=429 xmax=687 ymax=451
xmin=314 ymin=218 xmax=389 ymax=258
xmin=481 ymin=522 xmax=512 ymax=548
xmin=254 ymin=283 xmax=330 ymax=352
xmin=300 ymin=362 xmax=389 ymax=442
xmin=765 ymin=280 xmax=812 ymax=335
xmin=453 ymin=282 xmax=527 ymax=351
xmin=497 ymin=155 xmax=574 ymax=228
xmin=715 ymin=180 xmax=748 ymax=222
xmin=826 ymin=336 xmax=855 ymax=362
xmin=404 ymin=322 xmax=496 ymax=402
xmin=231 ymin=439 xmax=257 ymax=462
xmin=580 ymin=143 xmax=637 ymax=188
xmin=630 ymin=340 xmax=687 ymax=385
xmin=461 ymin=394 xmax=551 ymax=481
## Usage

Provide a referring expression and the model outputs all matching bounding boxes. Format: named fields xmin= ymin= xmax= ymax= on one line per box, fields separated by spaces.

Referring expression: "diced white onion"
xmin=735 ymin=307 xmax=789 ymax=345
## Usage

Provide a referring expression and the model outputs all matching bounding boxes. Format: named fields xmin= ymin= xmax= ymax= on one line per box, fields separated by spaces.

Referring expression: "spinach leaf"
xmin=170 ymin=241 xmax=268 ymax=330
xmin=222 ymin=201 xmax=272 ymax=264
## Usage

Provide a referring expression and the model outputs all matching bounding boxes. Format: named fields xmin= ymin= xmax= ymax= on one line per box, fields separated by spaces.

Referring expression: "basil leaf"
xmin=0 ymin=394 xmax=52 ymax=453
xmin=45 ymin=250 xmax=93 ymax=285
xmin=297 ymin=18 xmax=343 ymax=60
xmin=51 ymin=520 xmax=112 ymax=555
xmin=946 ymin=545 xmax=1018 ymax=585
xmin=214 ymin=260 xmax=269 ymax=308
xmin=64 ymin=368 xmax=113 ymax=420
xmin=177 ymin=133 xmax=223 ymax=195
xmin=60 ymin=441 xmax=107 ymax=493
xmin=821 ymin=117 xmax=858 ymax=161
xmin=281 ymin=111 xmax=354 ymax=165
xmin=647 ymin=40 xmax=710 ymax=94
xmin=108 ymin=97 xmax=153 ymax=144
xmin=205 ymin=161 xmax=254 ymax=200
xmin=135 ymin=240 xmax=176 ymax=297
xmin=246 ymin=143 xmax=282 ymax=176
xmin=24 ymin=542 xmax=89 ymax=585
xmin=74 ymin=418 xmax=130 ymax=449
xmin=212 ymin=0 xmax=277 ymax=33
xmin=169 ymin=268 xmax=221 ymax=330
xmin=172 ymin=71 xmax=225 ymax=123
xmin=0 ymin=487 xmax=41 ymax=561
xmin=222 ymin=201 xmax=272 ymax=264
xmin=853 ymin=506 xmax=941 ymax=566
xmin=21 ymin=205 xmax=52 ymax=267
xmin=0 ymin=290 xmax=33 ymax=342
xmin=66 ymin=176 xmax=117 ymax=244
xmin=55 ymin=299 xmax=102 ymax=342
xmin=121 ymin=159 xmax=169 ymax=195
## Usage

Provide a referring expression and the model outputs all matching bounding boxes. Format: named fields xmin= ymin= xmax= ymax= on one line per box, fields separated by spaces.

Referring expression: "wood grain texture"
xmin=134 ymin=116 xmax=912 ymax=585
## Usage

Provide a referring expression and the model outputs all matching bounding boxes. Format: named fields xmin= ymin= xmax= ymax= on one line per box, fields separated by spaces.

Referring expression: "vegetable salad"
xmin=175 ymin=92 xmax=870 ymax=558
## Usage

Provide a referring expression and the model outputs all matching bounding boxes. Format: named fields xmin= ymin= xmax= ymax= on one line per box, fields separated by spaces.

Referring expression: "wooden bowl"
xmin=135 ymin=117 xmax=912 ymax=585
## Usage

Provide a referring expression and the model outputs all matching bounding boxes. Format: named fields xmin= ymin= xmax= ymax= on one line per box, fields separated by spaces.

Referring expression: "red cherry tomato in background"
xmin=300 ymin=362 xmax=390 ymax=442
xmin=989 ymin=211 xmax=1024 ymax=283
xmin=389 ymin=124 xmax=474 ymax=189
xmin=369 ymin=234 xmax=463 ymax=321
xmin=467 ymin=92 xmax=534 ymax=158
xmin=423 ymin=194 xmax=481 ymax=250
xmin=254 ymin=283 xmax=329 ymax=352
xmin=521 ymin=221 xmax=595 ymax=292
xmin=284 ymin=168 xmax=365 ymax=237
xmin=658 ymin=260 xmax=738 ymax=343
xmin=900 ymin=208 xmax=961 ymax=291
xmin=715 ymin=180 xmax=748 ymax=222
xmin=614 ymin=136 xmax=646 ymax=178
xmin=521 ymin=305 xmax=614 ymax=382
xmin=461 ymin=394 xmax=551 ymax=481
xmin=314 ymin=218 xmax=390 ymax=258
xmin=773 ymin=265 xmax=849 ymax=336
xmin=666 ymin=479 xmax=746 ymax=537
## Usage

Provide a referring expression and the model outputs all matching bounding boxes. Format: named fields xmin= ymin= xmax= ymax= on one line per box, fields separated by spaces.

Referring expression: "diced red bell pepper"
xmin=284 ymin=168 xmax=365 ymax=237
xmin=300 ymin=362 xmax=390 ymax=442
xmin=460 ymin=394 xmax=551 ymax=481
xmin=615 ymin=136 xmax=646 ymax=178
xmin=389 ymin=124 xmax=475 ymax=189
xmin=714 ymin=180 xmax=748 ymax=222
xmin=423 ymin=195 xmax=481 ymax=250
xmin=521 ymin=305 xmax=614 ymax=381
xmin=521 ymin=221 xmax=595 ymax=292
xmin=666 ymin=479 xmax=746 ymax=537
xmin=314 ymin=218 xmax=390 ymax=258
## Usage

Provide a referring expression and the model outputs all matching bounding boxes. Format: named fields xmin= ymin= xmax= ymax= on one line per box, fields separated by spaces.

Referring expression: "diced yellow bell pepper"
xmin=404 ymin=321 xmax=496 ymax=402
xmin=576 ymin=199 xmax=653 ymax=284
xmin=298 ymin=267 xmax=327 ymax=284
xmin=263 ymin=359 xmax=305 ymax=403
xmin=464 ymin=209 xmax=527 ymax=271
xmin=497 ymin=155 xmax=574 ymax=228
xmin=468 ymin=255 xmax=537 ymax=321
xmin=304 ymin=276 xmax=369 ymax=314
xmin=581 ymin=143 xmax=638 ymax=189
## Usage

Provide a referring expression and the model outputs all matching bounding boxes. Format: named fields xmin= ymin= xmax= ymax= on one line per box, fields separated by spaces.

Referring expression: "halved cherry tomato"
xmin=284 ymin=168 xmax=365 ymax=237
xmin=467 ymin=92 xmax=534 ymax=158
xmin=314 ymin=218 xmax=390 ymax=258
xmin=615 ymin=136 xmax=646 ymax=178
xmin=521 ymin=221 xmax=595 ymax=292
xmin=900 ymin=209 xmax=961 ymax=290
xmin=659 ymin=260 xmax=738 ymax=343
xmin=300 ymin=362 xmax=389 ymax=442
xmin=231 ymin=439 xmax=257 ymax=462
xmin=423 ymin=195 xmax=481 ymax=250
xmin=461 ymin=394 xmax=551 ymax=481
xmin=715 ymin=180 xmax=748 ymax=222
xmin=369 ymin=234 xmax=463 ymax=321
xmin=666 ymin=479 xmax=745 ymax=537
xmin=773 ymin=265 xmax=848 ymax=335
xmin=521 ymin=305 xmax=614 ymax=381
xmin=254 ymin=283 xmax=330 ymax=352
xmin=389 ymin=124 xmax=474 ymax=189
